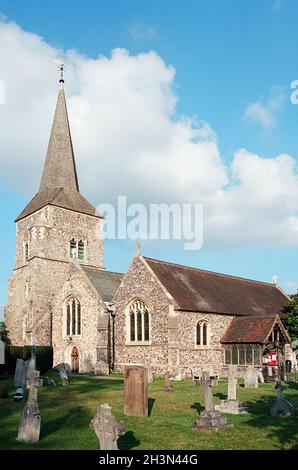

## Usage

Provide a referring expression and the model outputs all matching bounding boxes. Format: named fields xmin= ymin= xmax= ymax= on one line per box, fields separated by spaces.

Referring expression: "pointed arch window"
xmin=65 ymin=298 xmax=81 ymax=336
xmin=196 ymin=321 xmax=209 ymax=346
xmin=128 ymin=300 xmax=150 ymax=343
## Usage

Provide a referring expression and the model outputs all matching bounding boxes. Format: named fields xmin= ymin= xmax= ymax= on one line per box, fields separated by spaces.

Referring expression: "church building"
xmin=5 ymin=79 xmax=291 ymax=378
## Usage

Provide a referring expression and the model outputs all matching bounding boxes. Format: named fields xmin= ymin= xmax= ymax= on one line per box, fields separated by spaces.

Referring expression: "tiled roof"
xmin=221 ymin=315 xmax=291 ymax=344
xmin=82 ymin=267 xmax=123 ymax=303
xmin=145 ymin=257 xmax=289 ymax=316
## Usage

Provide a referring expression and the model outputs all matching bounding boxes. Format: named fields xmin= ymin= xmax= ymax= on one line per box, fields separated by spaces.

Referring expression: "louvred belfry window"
xmin=69 ymin=239 xmax=85 ymax=261
xmin=128 ymin=300 xmax=150 ymax=343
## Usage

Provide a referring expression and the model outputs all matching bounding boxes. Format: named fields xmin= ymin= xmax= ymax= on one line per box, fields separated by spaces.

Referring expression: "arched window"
xmin=65 ymin=298 xmax=81 ymax=336
xmin=196 ymin=321 xmax=209 ymax=346
xmin=128 ymin=300 xmax=150 ymax=343
xmin=69 ymin=239 xmax=85 ymax=261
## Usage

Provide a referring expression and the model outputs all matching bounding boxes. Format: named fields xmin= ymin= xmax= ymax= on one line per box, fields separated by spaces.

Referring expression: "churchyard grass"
xmin=0 ymin=373 xmax=297 ymax=450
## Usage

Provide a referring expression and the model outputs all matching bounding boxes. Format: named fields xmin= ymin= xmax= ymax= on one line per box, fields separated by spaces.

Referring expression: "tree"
xmin=0 ymin=322 xmax=11 ymax=344
xmin=283 ymin=294 xmax=298 ymax=341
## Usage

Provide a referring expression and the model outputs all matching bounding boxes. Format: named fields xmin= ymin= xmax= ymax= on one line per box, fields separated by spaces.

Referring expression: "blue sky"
xmin=1 ymin=0 xmax=298 ymax=318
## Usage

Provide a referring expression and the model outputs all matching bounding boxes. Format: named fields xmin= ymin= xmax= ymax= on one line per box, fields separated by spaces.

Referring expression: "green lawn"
xmin=0 ymin=373 xmax=297 ymax=450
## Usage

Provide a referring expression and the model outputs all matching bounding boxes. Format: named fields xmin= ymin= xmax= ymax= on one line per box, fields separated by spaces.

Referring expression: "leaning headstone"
xmin=54 ymin=363 xmax=71 ymax=377
xmin=215 ymin=366 xmax=247 ymax=415
xmin=270 ymin=384 xmax=294 ymax=417
xmin=244 ymin=366 xmax=258 ymax=388
xmin=163 ymin=372 xmax=173 ymax=392
xmin=124 ymin=366 xmax=148 ymax=417
xmin=14 ymin=359 xmax=27 ymax=389
xmin=0 ymin=340 xmax=4 ymax=365
xmin=193 ymin=371 xmax=232 ymax=432
xmin=90 ymin=403 xmax=125 ymax=450
xmin=17 ymin=370 xmax=43 ymax=443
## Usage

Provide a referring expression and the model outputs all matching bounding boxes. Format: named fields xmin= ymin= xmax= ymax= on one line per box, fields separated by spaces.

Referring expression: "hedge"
xmin=0 ymin=346 xmax=53 ymax=375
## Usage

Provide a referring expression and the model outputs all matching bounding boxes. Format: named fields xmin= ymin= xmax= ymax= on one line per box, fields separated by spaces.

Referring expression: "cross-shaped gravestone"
xmin=90 ymin=404 xmax=125 ymax=450
xmin=17 ymin=371 xmax=43 ymax=443
xmin=193 ymin=371 xmax=231 ymax=431
xmin=198 ymin=371 xmax=218 ymax=412
xmin=228 ymin=365 xmax=238 ymax=401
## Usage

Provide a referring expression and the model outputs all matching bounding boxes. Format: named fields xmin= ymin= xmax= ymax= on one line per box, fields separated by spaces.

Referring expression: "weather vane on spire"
xmin=53 ymin=59 xmax=65 ymax=87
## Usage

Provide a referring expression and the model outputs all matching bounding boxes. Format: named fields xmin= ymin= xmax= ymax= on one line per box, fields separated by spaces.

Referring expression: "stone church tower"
xmin=6 ymin=82 xmax=104 ymax=348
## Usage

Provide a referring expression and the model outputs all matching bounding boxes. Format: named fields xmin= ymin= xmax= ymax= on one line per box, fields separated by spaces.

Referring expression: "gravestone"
xmin=270 ymin=384 xmax=295 ymax=417
xmin=257 ymin=369 xmax=264 ymax=384
xmin=163 ymin=371 xmax=173 ymax=392
xmin=143 ymin=360 xmax=153 ymax=383
xmin=0 ymin=339 xmax=4 ymax=365
xmin=58 ymin=365 xmax=69 ymax=385
xmin=244 ymin=366 xmax=258 ymax=388
xmin=124 ymin=366 xmax=148 ymax=417
xmin=193 ymin=371 xmax=232 ymax=432
xmin=215 ymin=366 xmax=247 ymax=415
xmin=26 ymin=346 xmax=36 ymax=380
xmin=54 ymin=363 xmax=71 ymax=377
xmin=90 ymin=403 xmax=125 ymax=450
xmin=280 ymin=363 xmax=287 ymax=382
xmin=17 ymin=370 xmax=43 ymax=443
xmin=43 ymin=376 xmax=56 ymax=386
xmin=14 ymin=359 xmax=27 ymax=389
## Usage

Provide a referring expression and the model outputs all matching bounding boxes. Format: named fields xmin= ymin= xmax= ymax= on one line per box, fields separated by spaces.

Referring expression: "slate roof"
xmin=16 ymin=187 xmax=98 ymax=221
xmin=40 ymin=88 xmax=79 ymax=192
xmin=16 ymin=87 xmax=98 ymax=221
xmin=144 ymin=257 xmax=289 ymax=317
xmin=221 ymin=315 xmax=291 ymax=344
xmin=82 ymin=267 xmax=123 ymax=303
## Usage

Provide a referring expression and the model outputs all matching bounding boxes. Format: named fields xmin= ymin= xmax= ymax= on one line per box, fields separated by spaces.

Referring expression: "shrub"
xmin=0 ymin=345 xmax=53 ymax=375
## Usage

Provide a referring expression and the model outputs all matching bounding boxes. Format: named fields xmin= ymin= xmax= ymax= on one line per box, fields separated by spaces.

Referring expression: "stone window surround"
xmin=68 ymin=238 xmax=87 ymax=262
xmin=23 ymin=241 xmax=29 ymax=263
xmin=195 ymin=320 xmax=211 ymax=348
xmin=125 ymin=298 xmax=152 ymax=346
xmin=63 ymin=295 xmax=82 ymax=339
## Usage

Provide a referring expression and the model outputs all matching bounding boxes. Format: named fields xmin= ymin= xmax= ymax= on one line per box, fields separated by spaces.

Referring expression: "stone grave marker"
xmin=90 ymin=403 xmax=125 ymax=450
xmin=58 ymin=365 xmax=69 ymax=385
xmin=244 ymin=365 xmax=258 ymax=388
xmin=193 ymin=371 xmax=232 ymax=432
xmin=17 ymin=370 xmax=43 ymax=443
xmin=163 ymin=371 xmax=173 ymax=392
xmin=14 ymin=359 xmax=27 ymax=389
xmin=270 ymin=384 xmax=294 ymax=418
xmin=124 ymin=366 xmax=148 ymax=417
xmin=215 ymin=366 xmax=247 ymax=415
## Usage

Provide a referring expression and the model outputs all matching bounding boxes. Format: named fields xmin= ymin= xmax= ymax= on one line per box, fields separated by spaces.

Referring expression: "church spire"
xmin=39 ymin=81 xmax=79 ymax=192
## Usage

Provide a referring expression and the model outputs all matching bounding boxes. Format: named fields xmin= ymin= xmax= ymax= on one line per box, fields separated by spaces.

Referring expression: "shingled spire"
xmin=16 ymin=83 xmax=98 ymax=222
xmin=39 ymin=87 xmax=79 ymax=191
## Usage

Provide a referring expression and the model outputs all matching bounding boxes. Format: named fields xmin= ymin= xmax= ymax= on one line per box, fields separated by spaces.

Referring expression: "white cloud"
xmin=243 ymin=86 xmax=285 ymax=130
xmin=1 ymin=17 xmax=298 ymax=249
